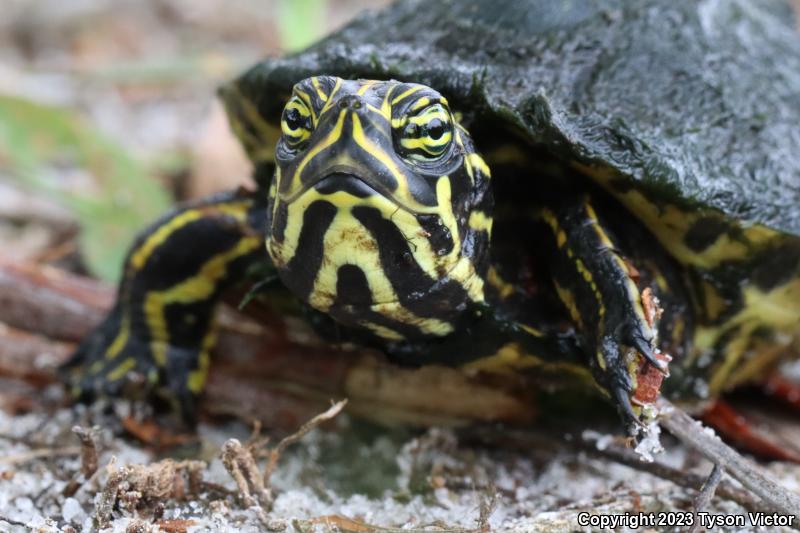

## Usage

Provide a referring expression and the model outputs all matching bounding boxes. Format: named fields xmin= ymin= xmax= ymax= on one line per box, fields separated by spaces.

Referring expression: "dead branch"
xmin=0 ymin=258 xmax=112 ymax=342
xmin=657 ymin=398 xmax=800 ymax=521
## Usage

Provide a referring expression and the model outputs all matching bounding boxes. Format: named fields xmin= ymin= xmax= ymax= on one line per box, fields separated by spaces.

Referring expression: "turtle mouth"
xmin=282 ymin=165 xmax=425 ymax=214
xmin=311 ymin=172 xmax=380 ymax=198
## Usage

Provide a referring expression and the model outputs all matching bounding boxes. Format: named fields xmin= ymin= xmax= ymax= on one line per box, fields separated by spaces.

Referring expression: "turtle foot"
xmin=59 ymin=308 xmax=201 ymax=425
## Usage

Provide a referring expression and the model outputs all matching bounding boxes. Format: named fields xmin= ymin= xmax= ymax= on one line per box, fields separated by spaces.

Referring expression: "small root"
xmin=262 ymin=399 xmax=347 ymax=486
xmin=221 ymin=399 xmax=347 ymax=525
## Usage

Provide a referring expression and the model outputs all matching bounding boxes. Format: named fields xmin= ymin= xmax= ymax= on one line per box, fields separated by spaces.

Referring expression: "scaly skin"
xmin=63 ymin=77 xmax=689 ymax=428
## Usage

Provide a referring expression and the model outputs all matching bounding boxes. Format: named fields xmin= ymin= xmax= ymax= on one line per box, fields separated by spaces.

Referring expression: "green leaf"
xmin=0 ymin=94 xmax=171 ymax=281
xmin=277 ymin=0 xmax=327 ymax=51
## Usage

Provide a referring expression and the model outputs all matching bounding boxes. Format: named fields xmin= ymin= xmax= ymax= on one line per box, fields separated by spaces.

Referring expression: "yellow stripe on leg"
xmin=130 ymin=201 xmax=252 ymax=271
xmin=105 ymin=316 xmax=130 ymax=360
xmin=187 ymin=328 xmax=217 ymax=394
xmin=144 ymin=235 xmax=262 ymax=367
xmin=107 ymin=357 xmax=136 ymax=382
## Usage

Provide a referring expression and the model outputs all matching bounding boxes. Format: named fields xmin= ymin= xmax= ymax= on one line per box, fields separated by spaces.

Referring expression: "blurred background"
xmin=0 ymin=0 xmax=388 ymax=281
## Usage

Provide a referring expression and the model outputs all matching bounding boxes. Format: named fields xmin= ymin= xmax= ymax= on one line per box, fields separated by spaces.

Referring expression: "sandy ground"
xmin=1 ymin=387 xmax=799 ymax=532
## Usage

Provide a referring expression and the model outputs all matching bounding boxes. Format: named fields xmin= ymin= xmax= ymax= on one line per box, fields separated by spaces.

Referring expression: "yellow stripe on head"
xmin=293 ymin=89 xmax=317 ymax=125
xmin=319 ymin=77 xmax=343 ymax=116
xmin=287 ymin=109 xmax=348 ymax=198
xmin=351 ymin=114 xmax=439 ymax=214
xmin=311 ymin=77 xmax=329 ymax=102
xmin=269 ymin=77 xmax=495 ymax=342
xmin=391 ymin=85 xmax=424 ymax=106
xmin=409 ymin=97 xmax=431 ymax=112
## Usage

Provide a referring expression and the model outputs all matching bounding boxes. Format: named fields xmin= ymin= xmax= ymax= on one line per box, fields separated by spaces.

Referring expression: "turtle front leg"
xmin=60 ymin=189 xmax=270 ymax=422
xmin=539 ymin=195 xmax=670 ymax=428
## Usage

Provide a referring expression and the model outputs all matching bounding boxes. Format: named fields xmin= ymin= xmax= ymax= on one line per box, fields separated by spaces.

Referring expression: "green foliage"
xmin=0 ymin=94 xmax=171 ymax=281
xmin=277 ymin=0 xmax=327 ymax=51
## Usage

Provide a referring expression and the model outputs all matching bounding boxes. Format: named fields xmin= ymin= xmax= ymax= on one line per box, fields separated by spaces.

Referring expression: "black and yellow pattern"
xmin=576 ymin=163 xmax=800 ymax=401
xmin=265 ymin=77 xmax=492 ymax=341
xmin=538 ymin=196 xmax=673 ymax=421
xmin=63 ymin=73 xmax=800 ymax=430
xmin=62 ymin=189 xmax=267 ymax=419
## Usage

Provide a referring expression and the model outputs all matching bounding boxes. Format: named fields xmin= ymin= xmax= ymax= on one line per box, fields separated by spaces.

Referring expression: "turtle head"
xmin=266 ymin=76 xmax=493 ymax=340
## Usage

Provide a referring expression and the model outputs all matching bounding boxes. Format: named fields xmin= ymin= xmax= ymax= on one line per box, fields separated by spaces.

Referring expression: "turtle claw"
xmin=595 ymin=334 xmax=647 ymax=429
xmin=612 ymin=384 xmax=643 ymax=429
xmin=629 ymin=331 xmax=668 ymax=376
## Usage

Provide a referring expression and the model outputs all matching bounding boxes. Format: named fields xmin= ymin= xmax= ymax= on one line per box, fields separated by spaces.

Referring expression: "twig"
xmin=657 ymin=397 xmax=800 ymax=521
xmin=220 ymin=399 xmax=348 ymax=526
xmin=580 ymin=432 xmax=762 ymax=512
xmin=220 ymin=438 xmax=272 ymax=510
xmin=62 ymin=425 xmax=101 ymax=497
xmin=262 ymin=399 xmax=347 ymax=486
xmin=689 ymin=464 xmax=723 ymax=533
xmin=75 ymin=425 xmax=99 ymax=476
xmin=197 ymin=480 xmax=237 ymax=499
xmin=0 ymin=446 xmax=80 ymax=465
xmin=464 ymin=426 xmax=766 ymax=513
xmin=297 ymin=515 xmax=484 ymax=533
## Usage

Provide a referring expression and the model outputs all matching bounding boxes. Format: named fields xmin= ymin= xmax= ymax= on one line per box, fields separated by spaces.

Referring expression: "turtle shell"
xmin=227 ymin=0 xmax=800 ymax=242
xmin=220 ymin=0 xmax=800 ymax=399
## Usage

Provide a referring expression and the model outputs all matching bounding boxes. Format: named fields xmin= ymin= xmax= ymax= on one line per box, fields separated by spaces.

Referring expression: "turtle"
xmin=62 ymin=0 xmax=800 ymax=438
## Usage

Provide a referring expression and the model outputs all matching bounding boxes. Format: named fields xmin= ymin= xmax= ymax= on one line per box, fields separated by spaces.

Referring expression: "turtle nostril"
xmin=338 ymin=95 xmax=364 ymax=110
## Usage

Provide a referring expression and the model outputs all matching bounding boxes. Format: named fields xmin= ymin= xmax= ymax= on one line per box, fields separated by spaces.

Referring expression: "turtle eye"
xmin=281 ymin=96 xmax=313 ymax=147
xmin=398 ymin=103 xmax=454 ymax=161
